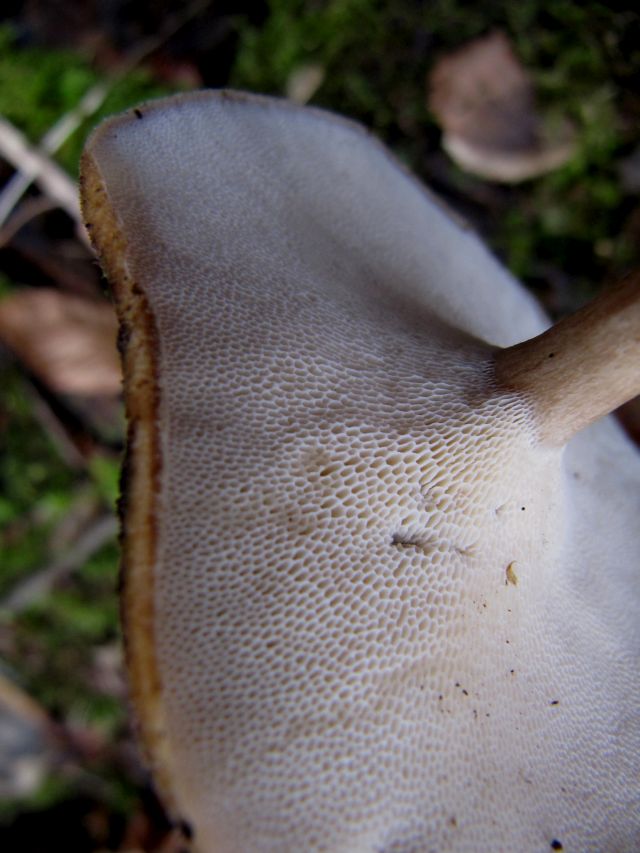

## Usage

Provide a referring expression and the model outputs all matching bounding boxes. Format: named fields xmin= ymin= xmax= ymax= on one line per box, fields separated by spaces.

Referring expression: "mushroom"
xmin=79 ymin=91 xmax=640 ymax=852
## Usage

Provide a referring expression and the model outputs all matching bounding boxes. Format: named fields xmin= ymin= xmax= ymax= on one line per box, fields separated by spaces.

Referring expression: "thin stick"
xmin=0 ymin=83 xmax=109 ymax=228
xmin=0 ymin=196 xmax=57 ymax=248
xmin=0 ymin=116 xmax=81 ymax=223
xmin=494 ymin=269 xmax=640 ymax=446
xmin=0 ymin=0 xmax=212 ymax=230
xmin=0 ymin=514 xmax=117 ymax=614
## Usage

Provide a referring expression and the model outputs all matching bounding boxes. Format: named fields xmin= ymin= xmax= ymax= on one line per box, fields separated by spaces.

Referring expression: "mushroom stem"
xmin=494 ymin=269 xmax=640 ymax=447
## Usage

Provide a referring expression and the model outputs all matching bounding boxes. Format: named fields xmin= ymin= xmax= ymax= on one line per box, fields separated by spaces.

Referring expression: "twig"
xmin=20 ymin=377 xmax=87 ymax=470
xmin=0 ymin=83 xmax=109 ymax=228
xmin=0 ymin=115 xmax=81 ymax=224
xmin=0 ymin=0 xmax=213 ymax=232
xmin=0 ymin=513 xmax=118 ymax=614
xmin=0 ymin=196 xmax=57 ymax=249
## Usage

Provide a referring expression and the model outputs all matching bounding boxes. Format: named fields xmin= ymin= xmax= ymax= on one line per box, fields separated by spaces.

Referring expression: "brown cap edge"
xmin=79 ymin=148 xmax=179 ymax=817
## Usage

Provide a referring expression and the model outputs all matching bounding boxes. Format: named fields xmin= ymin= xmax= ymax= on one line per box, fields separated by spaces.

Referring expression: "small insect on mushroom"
xmin=80 ymin=91 xmax=640 ymax=852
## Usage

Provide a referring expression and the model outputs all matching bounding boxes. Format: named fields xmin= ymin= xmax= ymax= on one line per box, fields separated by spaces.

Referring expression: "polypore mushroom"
xmin=80 ymin=91 xmax=640 ymax=852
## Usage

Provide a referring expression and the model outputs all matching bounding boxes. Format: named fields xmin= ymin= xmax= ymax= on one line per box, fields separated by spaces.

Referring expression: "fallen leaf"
xmin=0 ymin=288 xmax=121 ymax=396
xmin=428 ymin=31 xmax=575 ymax=182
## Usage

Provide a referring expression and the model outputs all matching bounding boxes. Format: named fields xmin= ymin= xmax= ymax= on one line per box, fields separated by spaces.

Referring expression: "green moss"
xmin=0 ymin=368 xmax=77 ymax=595
xmin=88 ymin=454 xmax=121 ymax=511
xmin=0 ymin=23 xmax=175 ymax=176
xmin=232 ymin=1 xmax=638 ymax=299
xmin=232 ymin=0 xmax=432 ymax=135
xmin=8 ymin=538 xmax=122 ymax=726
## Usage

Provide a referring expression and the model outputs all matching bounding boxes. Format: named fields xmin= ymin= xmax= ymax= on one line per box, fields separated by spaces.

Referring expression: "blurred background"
xmin=0 ymin=1 xmax=638 ymax=849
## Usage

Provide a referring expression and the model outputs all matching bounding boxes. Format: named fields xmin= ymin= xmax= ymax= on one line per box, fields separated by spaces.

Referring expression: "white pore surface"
xmin=88 ymin=92 xmax=640 ymax=852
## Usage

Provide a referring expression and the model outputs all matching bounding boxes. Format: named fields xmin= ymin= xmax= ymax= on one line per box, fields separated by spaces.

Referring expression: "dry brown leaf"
xmin=428 ymin=31 xmax=575 ymax=182
xmin=0 ymin=288 xmax=121 ymax=396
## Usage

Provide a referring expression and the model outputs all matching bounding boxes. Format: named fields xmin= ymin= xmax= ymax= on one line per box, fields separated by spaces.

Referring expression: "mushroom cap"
xmin=81 ymin=91 xmax=640 ymax=852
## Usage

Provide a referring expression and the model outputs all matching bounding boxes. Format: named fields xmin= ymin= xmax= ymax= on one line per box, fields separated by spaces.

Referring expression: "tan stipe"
xmin=495 ymin=269 xmax=640 ymax=447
